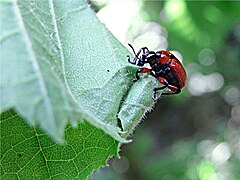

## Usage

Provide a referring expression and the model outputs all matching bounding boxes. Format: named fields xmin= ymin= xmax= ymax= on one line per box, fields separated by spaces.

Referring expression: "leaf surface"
xmin=118 ymin=76 xmax=159 ymax=137
xmin=0 ymin=109 xmax=118 ymax=179
xmin=0 ymin=0 xmax=132 ymax=142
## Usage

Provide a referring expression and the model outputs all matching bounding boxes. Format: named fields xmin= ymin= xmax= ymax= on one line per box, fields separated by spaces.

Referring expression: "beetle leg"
xmin=155 ymin=77 xmax=181 ymax=96
xmin=152 ymin=77 xmax=171 ymax=99
xmin=162 ymin=88 xmax=181 ymax=95
xmin=133 ymin=68 xmax=152 ymax=82
xmin=157 ymin=77 xmax=168 ymax=85
xmin=150 ymin=71 xmax=157 ymax=78
xmin=153 ymin=85 xmax=168 ymax=100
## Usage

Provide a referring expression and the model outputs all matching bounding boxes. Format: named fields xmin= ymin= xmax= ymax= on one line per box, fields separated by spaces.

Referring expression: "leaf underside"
xmin=0 ymin=0 xmax=134 ymax=143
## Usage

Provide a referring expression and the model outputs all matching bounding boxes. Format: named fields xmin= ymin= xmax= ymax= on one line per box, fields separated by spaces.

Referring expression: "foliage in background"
xmin=145 ymin=1 xmax=240 ymax=64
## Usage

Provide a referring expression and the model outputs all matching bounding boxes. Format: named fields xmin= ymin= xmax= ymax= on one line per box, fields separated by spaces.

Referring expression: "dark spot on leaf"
xmin=18 ymin=153 xmax=22 ymax=158
xmin=107 ymin=70 xmax=110 ymax=72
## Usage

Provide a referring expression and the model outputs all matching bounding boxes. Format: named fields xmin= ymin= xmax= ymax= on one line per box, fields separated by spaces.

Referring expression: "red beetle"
xmin=127 ymin=44 xmax=187 ymax=99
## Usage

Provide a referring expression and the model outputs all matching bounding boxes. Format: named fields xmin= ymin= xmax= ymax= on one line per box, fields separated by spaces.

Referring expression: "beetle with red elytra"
xmin=127 ymin=44 xmax=187 ymax=99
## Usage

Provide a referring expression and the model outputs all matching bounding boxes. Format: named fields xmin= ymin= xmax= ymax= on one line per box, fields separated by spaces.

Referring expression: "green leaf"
xmin=0 ymin=0 xmax=132 ymax=142
xmin=0 ymin=109 xmax=119 ymax=179
xmin=0 ymin=0 xmax=160 ymax=178
xmin=0 ymin=0 xmax=162 ymax=179
xmin=119 ymin=76 xmax=160 ymax=137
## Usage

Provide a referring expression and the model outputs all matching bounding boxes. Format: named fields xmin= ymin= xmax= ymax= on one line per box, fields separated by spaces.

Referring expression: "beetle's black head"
xmin=146 ymin=52 xmax=161 ymax=68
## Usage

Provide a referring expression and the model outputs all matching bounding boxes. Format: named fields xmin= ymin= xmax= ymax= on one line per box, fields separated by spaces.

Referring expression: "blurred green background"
xmin=90 ymin=0 xmax=240 ymax=179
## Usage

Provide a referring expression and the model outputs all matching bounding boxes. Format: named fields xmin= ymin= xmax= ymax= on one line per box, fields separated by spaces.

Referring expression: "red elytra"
xmin=157 ymin=50 xmax=186 ymax=88
xmin=127 ymin=44 xmax=187 ymax=99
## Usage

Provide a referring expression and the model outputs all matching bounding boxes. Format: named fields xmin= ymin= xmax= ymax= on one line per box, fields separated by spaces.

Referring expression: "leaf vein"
xmin=48 ymin=0 xmax=78 ymax=107
xmin=13 ymin=1 xmax=57 ymax=129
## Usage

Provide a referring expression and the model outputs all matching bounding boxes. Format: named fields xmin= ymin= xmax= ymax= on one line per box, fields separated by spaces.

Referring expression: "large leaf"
xmin=0 ymin=109 xmax=119 ymax=179
xmin=0 ymin=0 xmax=133 ymax=142
xmin=0 ymin=0 xmax=159 ymax=178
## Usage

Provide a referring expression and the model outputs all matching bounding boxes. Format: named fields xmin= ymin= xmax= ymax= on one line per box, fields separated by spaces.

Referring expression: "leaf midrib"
xmin=13 ymin=1 xmax=56 ymax=125
xmin=48 ymin=0 xmax=78 ymax=107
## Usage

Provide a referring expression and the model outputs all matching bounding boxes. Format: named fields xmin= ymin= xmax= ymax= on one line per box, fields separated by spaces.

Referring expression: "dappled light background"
xmin=90 ymin=0 xmax=240 ymax=179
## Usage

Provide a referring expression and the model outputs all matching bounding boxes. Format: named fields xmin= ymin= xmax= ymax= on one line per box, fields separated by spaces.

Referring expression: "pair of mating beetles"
xmin=127 ymin=44 xmax=186 ymax=99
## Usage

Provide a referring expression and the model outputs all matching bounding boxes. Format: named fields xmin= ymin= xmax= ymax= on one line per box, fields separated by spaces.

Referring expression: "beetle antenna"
xmin=128 ymin=43 xmax=137 ymax=57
